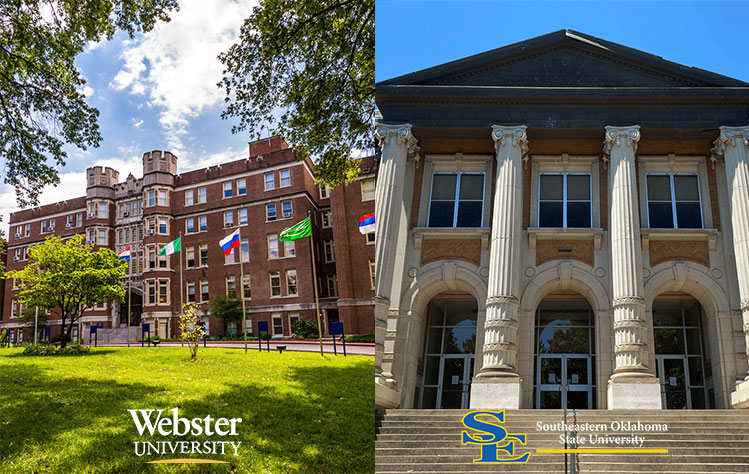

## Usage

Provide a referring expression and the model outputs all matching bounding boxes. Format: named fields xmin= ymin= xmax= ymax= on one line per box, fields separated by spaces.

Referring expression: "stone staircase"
xmin=376 ymin=409 xmax=749 ymax=473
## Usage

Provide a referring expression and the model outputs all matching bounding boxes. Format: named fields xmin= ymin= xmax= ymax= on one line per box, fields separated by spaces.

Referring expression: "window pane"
xmin=539 ymin=175 xmax=563 ymax=200
xmin=647 ymin=176 xmax=672 ymax=201
xmin=654 ymin=328 xmax=685 ymax=354
xmin=537 ymin=327 xmax=589 ymax=353
xmin=688 ymin=357 xmax=704 ymax=386
xmin=653 ymin=300 xmax=683 ymax=326
xmin=456 ymin=202 xmax=482 ymax=227
xmin=567 ymin=175 xmax=590 ymax=200
xmin=686 ymin=328 xmax=702 ymax=355
xmin=674 ymin=175 xmax=699 ymax=201
xmin=648 ymin=202 xmax=674 ymax=228
xmin=690 ymin=388 xmax=706 ymax=409
xmin=431 ymin=174 xmax=456 ymax=200
xmin=428 ymin=202 xmax=455 ymax=227
xmin=459 ymin=174 xmax=483 ymax=200
xmin=683 ymin=300 xmax=701 ymax=326
xmin=566 ymin=202 xmax=591 ymax=228
xmin=539 ymin=202 xmax=563 ymax=227
xmin=675 ymin=202 xmax=702 ymax=228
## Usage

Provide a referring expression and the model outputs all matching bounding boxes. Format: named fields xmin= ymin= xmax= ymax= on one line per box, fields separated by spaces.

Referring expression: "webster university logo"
xmin=461 ymin=411 xmax=530 ymax=463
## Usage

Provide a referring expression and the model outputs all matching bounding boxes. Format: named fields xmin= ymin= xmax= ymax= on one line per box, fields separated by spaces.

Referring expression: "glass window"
xmin=97 ymin=229 xmax=107 ymax=245
xmin=238 ymin=208 xmax=248 ymax=225
xmin=158 ymin=190 xmax=167 ymax=206
xmin=158 ymin=218 xmax=168 ymax=234
xmin=41 ymin=220 xmax=47 ymax=233
xmin=98 ymin=203 xmax=107 ymax=218
xmin=324 ymin=240 xmax=335 ymax=262
xmin=186 ymin=246 xmax=195 ymax=267
xmin=199 ymin=244 xmax=208 ymax=266
xmin=266 ymin=203 xmax=277 ymax=221
xmin=243 ymin=275 xmax=251 ymax=299
xmin=361 ymin=178 xmax=375 ymax=201
xmin=148 ymin=190 xmax=156 ymax=206
xmin=186 ymin=217 xmax=195 ymax=233
xmin=264 ymin=172 xmax=275 ymax=190
xmin=538 ymin=173 xmax=591 ymax=228
xmin=200 ymin=279 xmax=209 ymax=301
xmin=281 ymin=200 xmax=292 ymax=219
xmin=286 ymin=269 xmax=298 ymax=295
xmin=320 ymin=185 xmax=329 ymax=199
xmin=185 ymin=190 xmax=194 ymax=206
xmin=158 ymin=279 xmax=168 ymax=304
xmin=284 ymin=240 xmax=295 ymax=257
xmin=268 ymin=234 xmax=279 ymax=259
xmin=237 ymin=178 xmax=247 ymax=195
xmin=187 ymin=281 xmax=196 ymax=302
xmin=198 ymin=187 xmax=207 ymax=204
xmin=369 ymin=258 xmax=375 ymax=289
xmin=327 ymin=274 xmax=338 ymax=297
xmin=366 ymin=232 xmax=375 ymax=244
xmin=322 ymin=210 xmax=332 ymax=227
xmin=147 ymin=280 xmax=156 ymax=304
xmin=241 ymin=238 xmax=250 ymax=263
xmin=148 ymin=247 xmax=156 ymax=269
xmin=269 ymin=271 xmax=281 ymax=297
xmin=280 ymin=169 xmax=291 ymax=187
xmin=428 ymin=172 xmax=484 ymax=227
xmin=224 ymin=211 xmax=234 ymax=227
xmin=223 ymin=182 xmax=232 ymax=198
xmin=226 ymin=275 xmax=236 ymax=297
xmin=289 ymin=312 xmax=300 ymax=334
xmin=647 ymin=174 xmax=702 ymax=229
xmin=199 ymin=215 xmax=207 ymax=231
xmin=272 ymin=313 xmax=284 ymax=335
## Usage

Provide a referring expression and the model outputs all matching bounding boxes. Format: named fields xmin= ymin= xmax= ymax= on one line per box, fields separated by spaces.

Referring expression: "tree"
xmin=0 ymin=0 xmax=178 ymax=206
xmin=178 ymin=303 xmax=206 ymax=360
xmin=4 ymin=235 xmax=126 ymax=348
xmin=210 ymin=295 xmax=243 ymax=337
xmin=219 ymin=0 xmax=374 ymax=187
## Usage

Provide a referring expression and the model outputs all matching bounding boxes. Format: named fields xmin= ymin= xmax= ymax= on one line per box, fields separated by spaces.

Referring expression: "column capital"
xmin=713 ymin=126 xmax=749 ymax=156
xmin=491 ymin=125 xmax=528 ymax=164
xmin=603 ymin=125 xmax=641 ymax=160
xmin=375 ymin=123 xmax=420 ymax=160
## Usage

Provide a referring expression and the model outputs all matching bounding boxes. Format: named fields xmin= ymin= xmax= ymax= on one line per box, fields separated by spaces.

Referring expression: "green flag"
xmin=280 ymin=217 xmax=311 ymax=241
xmin=158 ymin=236 xmax=181 ymax=256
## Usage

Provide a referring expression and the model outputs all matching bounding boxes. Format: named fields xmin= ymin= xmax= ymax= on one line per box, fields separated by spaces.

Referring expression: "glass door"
xmin=536 ymin=355 xmax=592 ymax=409
xmin=437 ymin=354 xmax=474 ymax=409
xmin=656 ymin=356 xmax=688 ymax=409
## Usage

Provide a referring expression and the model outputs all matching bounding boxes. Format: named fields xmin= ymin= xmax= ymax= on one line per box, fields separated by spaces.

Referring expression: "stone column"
xmin=604 ymin=125 xmax=661 ymax=409
xmin=374 ymin=123 xmax=418 ymax=409
xmin=470 ymin=125 xmax=526 ymax=409
xmin=716 ymin=127 xmax=749 ymax=408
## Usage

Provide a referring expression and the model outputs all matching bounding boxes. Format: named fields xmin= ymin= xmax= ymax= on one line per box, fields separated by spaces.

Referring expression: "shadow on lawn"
xmin=1 ymin=356 xmax=374 ymax=474
xmin=3 ymin=349 xmax=119 ymax=358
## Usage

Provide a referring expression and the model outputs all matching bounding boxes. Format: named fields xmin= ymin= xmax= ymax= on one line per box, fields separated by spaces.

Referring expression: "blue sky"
xmin=0 ymin=0 xmax=259 ymax=233
xmin=376 ymin=0 xmax=749 ymax=83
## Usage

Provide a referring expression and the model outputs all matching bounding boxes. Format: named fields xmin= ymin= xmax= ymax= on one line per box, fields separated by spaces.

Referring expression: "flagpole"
xmin=238 ymin=227 xmax=248 ymax=353
xmin=178 ymin=235 xmax=184 ymax=346
xmin=308 ymin=210 xmax=324 ymax=356
xmin=127 ymin=246 xmax=131 ymax=348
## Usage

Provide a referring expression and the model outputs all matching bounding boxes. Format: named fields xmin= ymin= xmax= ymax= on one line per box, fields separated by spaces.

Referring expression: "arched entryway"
xmin=120 ymin=292 xmax=143 ymax=327
xmin=418 ymin=295 xmax=478 ymax=409
xmin=533 ymin=293 xmax=597 ymax=409
xmin=653 ymin=296 xmax=711 ymax=409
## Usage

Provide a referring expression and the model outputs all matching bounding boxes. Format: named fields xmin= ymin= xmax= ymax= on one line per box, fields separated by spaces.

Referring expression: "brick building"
xmin=1 ymin=137 xmax=375 ymax=342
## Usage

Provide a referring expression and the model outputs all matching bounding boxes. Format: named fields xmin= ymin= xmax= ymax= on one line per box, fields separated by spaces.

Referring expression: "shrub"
xmin=291 ymin=319 xmax=319 ymax=339
xmin=345 ymin=334 xmax=374 ymax=343
xmin=21 ymin=343 xmax=90 ymax=356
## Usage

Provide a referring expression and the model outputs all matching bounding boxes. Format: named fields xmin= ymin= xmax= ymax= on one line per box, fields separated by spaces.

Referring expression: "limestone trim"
xmin=602 ymin=126 xmax=641 ymax=163
xmin=375 ymin=124 xmax=420 ymax=161
xmin=486 ymin=295 xmax=520 ymax=307
xmin=519 ymin=260 xmax=611 ymax=313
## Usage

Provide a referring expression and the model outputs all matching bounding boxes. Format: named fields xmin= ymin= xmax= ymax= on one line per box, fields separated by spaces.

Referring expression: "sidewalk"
xmin=92 ymin=339 xmax=374 ymax=356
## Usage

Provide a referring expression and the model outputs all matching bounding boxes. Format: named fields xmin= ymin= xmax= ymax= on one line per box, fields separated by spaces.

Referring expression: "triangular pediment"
xmin=380 ymin=30 xmax=747 ymax=88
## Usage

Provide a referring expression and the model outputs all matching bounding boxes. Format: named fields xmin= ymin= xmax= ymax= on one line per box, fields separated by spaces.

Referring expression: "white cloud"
xmin=131 ymin=118 xmax=144 ymax=128
xmin=109 ymin=0 xmax=257 ymax=155
xmin=80 ymin=85 xmax=94 ymax=98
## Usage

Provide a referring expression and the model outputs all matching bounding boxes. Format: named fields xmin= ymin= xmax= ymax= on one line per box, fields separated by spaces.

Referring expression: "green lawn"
xmin=0 ymin=347 xmax=373 ymax=474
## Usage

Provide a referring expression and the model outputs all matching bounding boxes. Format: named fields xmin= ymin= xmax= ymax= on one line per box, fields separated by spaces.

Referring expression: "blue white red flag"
xmin=118 ymin=246 xmax=131 ymax=262
xmin=359 ymin=212 xmax=375 ymax=235
xmin=219 ymin=229 xmax=241 ymax=256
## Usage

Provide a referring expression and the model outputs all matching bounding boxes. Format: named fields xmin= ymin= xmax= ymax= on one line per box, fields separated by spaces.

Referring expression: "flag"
xmin=359 ymin=212 xmax=375 ymax=235
xmin=117 ymin=246 xmax=131 ymax=262
xmin=158 ymin=237 xmax=181 ymax=256
xmin=280 ymin=217 xmax=311 ymax=241
xmin=219 ymin=229 xmax=241 ymax=256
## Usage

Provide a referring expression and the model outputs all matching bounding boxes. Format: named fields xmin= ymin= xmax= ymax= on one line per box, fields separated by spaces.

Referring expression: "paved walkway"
xmin=92 ymin=340 xmax=374 ymax=356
